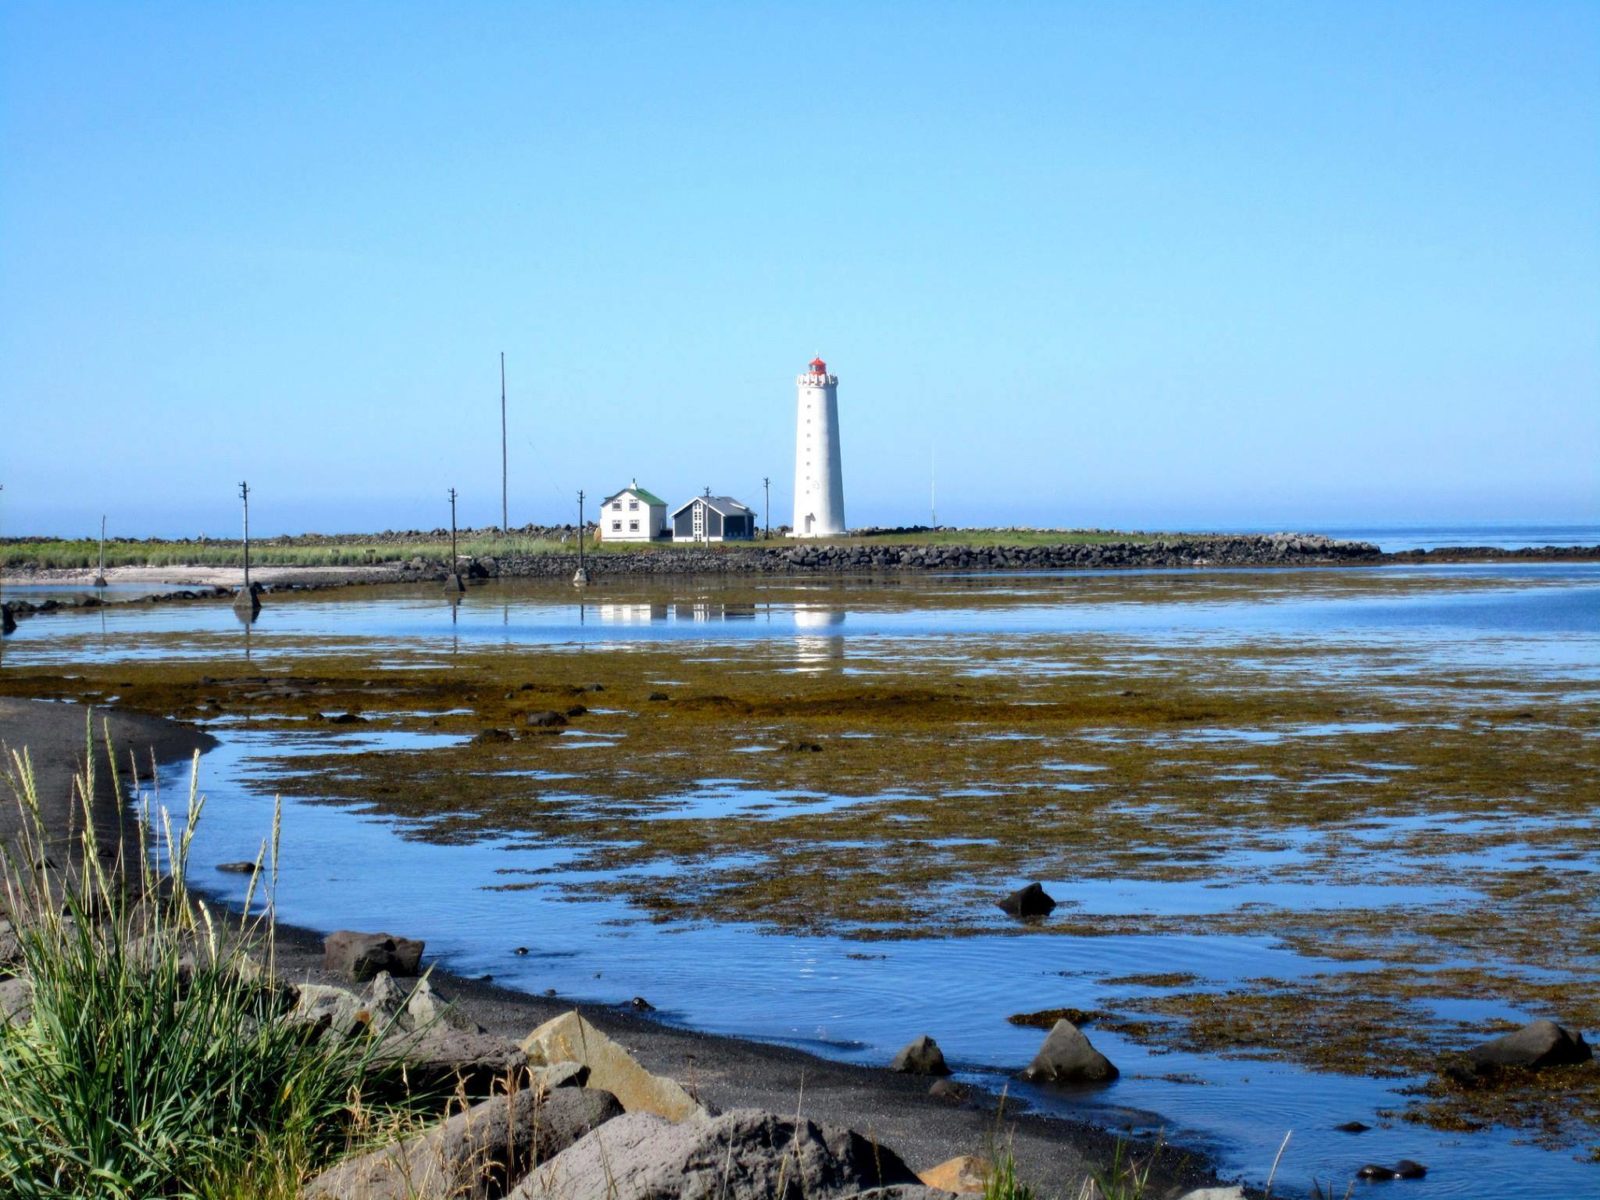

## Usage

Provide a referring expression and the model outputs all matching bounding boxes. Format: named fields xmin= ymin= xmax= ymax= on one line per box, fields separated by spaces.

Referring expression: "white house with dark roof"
xmin=671 ymin=493 xmax=757 ymax=542
xmin=600 ymin=480 xmax=669 ymax=542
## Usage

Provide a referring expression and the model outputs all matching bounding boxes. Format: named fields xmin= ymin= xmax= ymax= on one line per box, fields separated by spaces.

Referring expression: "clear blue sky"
xmin=3 ymin=2 xmax=1596 ymax=537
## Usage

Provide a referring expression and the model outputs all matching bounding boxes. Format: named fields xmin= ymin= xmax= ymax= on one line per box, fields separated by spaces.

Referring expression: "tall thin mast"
xmin=500 ymin=352 xmax=508 ymax=534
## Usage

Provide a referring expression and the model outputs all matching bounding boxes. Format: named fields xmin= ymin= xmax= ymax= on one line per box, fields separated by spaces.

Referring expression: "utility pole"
xmin=233 ymin=481 xmax=260 ymax=617
xmin=93 ymin=515 xmax=107 ymax=588
xmin=447 ymin=487 xmax=465 ymax=592
xmin=0 ymin=483 xmax=12 ymax=636
xmin=500 ymin=352 xmax=509 ymax=535
xmin=573 ymin=490 xmax=588 ymax=586
xmin=763 ymin=476 xmax=770 ymax=540
xmin=930 ymin=445 xmax=937 ymax=528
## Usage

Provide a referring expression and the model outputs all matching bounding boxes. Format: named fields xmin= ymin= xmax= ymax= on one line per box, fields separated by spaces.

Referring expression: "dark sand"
xmin=0 ymin=697 xmax=216 ymax=866
xmin=0 ymin=698 xmax=1229 ymax=1197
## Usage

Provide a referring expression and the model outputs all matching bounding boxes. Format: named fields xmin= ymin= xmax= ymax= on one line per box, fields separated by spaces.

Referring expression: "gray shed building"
xmin=671 ymin=494 xmax=757 ymax=542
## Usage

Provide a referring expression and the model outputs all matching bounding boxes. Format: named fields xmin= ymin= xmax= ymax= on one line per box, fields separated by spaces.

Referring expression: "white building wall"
xmin=601 ymin=491 xmax=666 ymax=541
xmin=792 ymin=371 xmax=846 ymax=537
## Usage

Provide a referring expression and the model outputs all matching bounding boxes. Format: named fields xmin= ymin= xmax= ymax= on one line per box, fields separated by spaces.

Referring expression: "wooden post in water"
xmin=447 ymin=487 xmax=465 ymax=592
xmin=572 ymin=490 xmax=588 ymax=586
xmin=92 ymin=515 xmax=107 ymax=588
xmin=233 ymin=481 xmax=261 ymax=617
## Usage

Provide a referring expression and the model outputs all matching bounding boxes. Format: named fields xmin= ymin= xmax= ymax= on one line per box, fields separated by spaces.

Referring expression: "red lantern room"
xmin=809 ymin=356 xmax=827 ymax=375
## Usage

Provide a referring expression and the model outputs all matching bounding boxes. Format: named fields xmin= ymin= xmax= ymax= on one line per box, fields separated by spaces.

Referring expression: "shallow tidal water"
xmin=3 ymin=561 xmax=1598 ymax=1198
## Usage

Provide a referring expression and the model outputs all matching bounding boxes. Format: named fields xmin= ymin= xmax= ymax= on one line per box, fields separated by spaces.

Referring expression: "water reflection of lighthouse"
xmin=792 ymin=605 xmax=845 ymax=671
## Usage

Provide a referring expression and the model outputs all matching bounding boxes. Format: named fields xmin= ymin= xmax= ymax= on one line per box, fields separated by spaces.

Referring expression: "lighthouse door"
xmin=805 ymin=514 xmax=814 ymax=535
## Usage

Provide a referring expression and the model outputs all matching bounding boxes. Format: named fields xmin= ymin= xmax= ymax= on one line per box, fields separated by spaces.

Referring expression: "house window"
xmin=629 ymin=520 xmax=639 ymax=532
xmin=612 ymin=502 xmax=622 ymax=512
xmin=628 ymin=500 xmax=639 ymax=511
xmin=611 ymin=520 xmax=621 ymax=531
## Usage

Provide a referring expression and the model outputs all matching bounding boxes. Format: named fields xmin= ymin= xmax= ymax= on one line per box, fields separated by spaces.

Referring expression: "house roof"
xmin=602 ymin=484 xmax=667 ymax=507
xmin=671 ymin=495 xmax=753 ymax=518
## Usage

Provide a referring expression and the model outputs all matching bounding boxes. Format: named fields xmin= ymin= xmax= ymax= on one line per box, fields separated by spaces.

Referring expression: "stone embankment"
xmin=493 ymin=533 xmax=1380 ymax=578
xmin=1388 ymin=544 xmax=1600 ymax=563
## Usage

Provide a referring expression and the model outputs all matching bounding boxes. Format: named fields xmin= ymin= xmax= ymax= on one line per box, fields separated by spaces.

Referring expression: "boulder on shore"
xmin=378 ymin=1027 xmax=537 ymax=1097
xmin=520 ymin=1010 xmax=703 ymax=1122
xmin=1467 ymin=1019 xmax=1592 ymax=1070
xmin=996 ymin=882 xmax=1056 ymax=918
xmin=323 ymin=930 xmax=424 ymax=981
xmin=918 ymin=1155 xmax=991 ymax=1193
xmin=509 ymin=1107 xmax=926 ymax=1200
xmin=1021 ymin=1019 xmax=1118 ymax=1085
xmin=302 ymin=1086 xmax=623 ymax=1200
xmin=890 ymin=1034 xmax=951 ymax=1076
xmin=290 ymin=981 xmax=373 ymax=1039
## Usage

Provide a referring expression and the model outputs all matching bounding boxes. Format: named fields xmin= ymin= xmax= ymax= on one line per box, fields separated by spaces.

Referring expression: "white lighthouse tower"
xmin=793 ymin=356 xmax=846 ymax=537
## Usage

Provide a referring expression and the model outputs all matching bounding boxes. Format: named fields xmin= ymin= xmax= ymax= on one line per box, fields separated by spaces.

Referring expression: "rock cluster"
xmin=284 ymin=980 xmax=952 ymax=1200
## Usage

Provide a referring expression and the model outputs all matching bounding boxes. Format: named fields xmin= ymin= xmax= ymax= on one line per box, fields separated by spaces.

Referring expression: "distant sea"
xmin=1255 ymin=523 xmax=1599 ymax=554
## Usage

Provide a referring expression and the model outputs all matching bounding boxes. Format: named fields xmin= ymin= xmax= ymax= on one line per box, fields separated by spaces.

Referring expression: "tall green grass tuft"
xmin=0 ymin=730 xmax=419 ymax=1199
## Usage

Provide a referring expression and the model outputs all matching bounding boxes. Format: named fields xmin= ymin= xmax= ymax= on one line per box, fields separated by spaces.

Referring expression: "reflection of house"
xmin=671 ymin=494 xmax=756 ymax=542
xmin=595 ymin=603 xmax=669 ymax=623
xmin=674 ymin=602 xmax=757 ymax=621
xmin=600 ymin=481 xmax=669 ymax=542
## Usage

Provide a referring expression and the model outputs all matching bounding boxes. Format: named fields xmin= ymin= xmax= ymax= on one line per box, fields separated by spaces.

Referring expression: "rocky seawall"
xmin=491 ymin=534 xmax=1381 ymax=578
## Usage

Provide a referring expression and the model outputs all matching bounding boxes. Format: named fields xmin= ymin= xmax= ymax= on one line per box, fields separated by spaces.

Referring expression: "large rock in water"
xmin=996 ymin=882 xmax=1056 ymax=918
xmin=507 ymin=1108 xmax=924 ymax=1200
xmin=323 ymin=930 xmax=424 ymax=981
xmin=520 ymin=1010 xmax=703 ymax=1122
xmin=302 ymin=1087 xmax=623 ymax=1200
xmin=890 ymin=1035 xmax=951 ymax=1076
xmin=1021 ymin=1019 xmax=1118 ymax=1084
xmin=1468 ymin=1019 xmax=1592 ymax=1069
